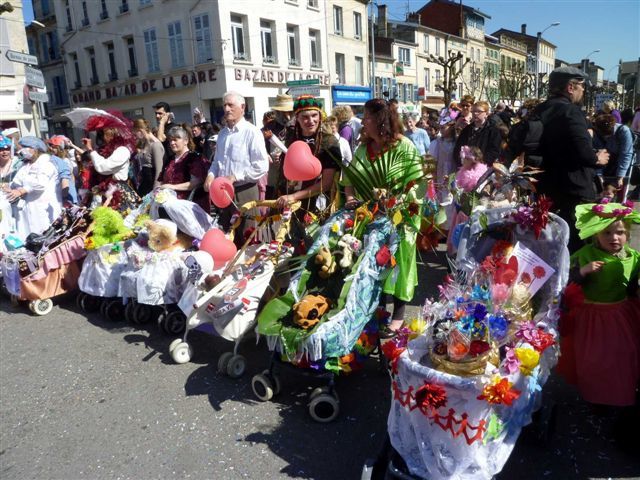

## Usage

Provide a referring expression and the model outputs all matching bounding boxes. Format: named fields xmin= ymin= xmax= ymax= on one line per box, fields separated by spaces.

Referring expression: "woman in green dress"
xmin=343 ymin=98 xmax=425 ymax=336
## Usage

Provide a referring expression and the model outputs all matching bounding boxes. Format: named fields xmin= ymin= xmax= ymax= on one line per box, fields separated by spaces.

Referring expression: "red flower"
xmin=381 ymin=340 xmax=405 ymax=362
xmin=530 ymin=330 xmax=555 ymax=353
xmin=533 ymin=265 xmax=546 ymax=279
xmin=386 ymin=196 xmax=397 ymax=209
xmin=477 ymin=378 xmax=521 ymax=406
xmin=415 ymin=382 xmax=448 ymax=413
xmin=520 ymin=272 xmax=532 ymax=284
xmin=480 ymin=256 xmax=497 ymax=275
xmin=408 ymin=202 xmax=420 ymax=216
xmin=344 ymin=218 xmax=354 ymax=230
xmin=469 ymin=340 xmax=490 ymax=356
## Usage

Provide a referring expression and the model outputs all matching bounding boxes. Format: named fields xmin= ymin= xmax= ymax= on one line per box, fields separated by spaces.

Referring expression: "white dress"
xmin=10 ymin=153 xmax=61 ymax=239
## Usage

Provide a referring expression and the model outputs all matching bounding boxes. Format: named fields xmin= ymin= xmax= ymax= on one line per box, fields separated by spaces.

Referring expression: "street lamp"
xmin=535 ymin=22 xmax=560 ymax=98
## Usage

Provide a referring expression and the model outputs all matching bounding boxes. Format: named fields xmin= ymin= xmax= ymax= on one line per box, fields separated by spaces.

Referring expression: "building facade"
xmin=326 ymin=0 xmax=371 ymax=108
xmin=50 ymin=0 xmax=332 ymax=133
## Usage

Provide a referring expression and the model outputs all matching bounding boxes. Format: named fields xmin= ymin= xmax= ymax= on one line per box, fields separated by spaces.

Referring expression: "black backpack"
xmin=506 ymin=114 xmax=544 ymax=168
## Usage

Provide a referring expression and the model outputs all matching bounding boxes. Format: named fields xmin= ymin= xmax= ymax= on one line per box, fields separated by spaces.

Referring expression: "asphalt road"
xmin=1 ymin=247 xmax=639 ymax=480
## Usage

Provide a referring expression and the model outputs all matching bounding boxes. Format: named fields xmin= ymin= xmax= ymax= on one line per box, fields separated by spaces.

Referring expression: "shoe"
xmin=379 ymin=326 xmax=398 ymax=339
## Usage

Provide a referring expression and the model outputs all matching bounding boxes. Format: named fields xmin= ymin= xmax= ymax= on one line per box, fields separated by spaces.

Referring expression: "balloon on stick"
xmin=283 ymin=141 xmax=322 ymax=181
xmin=209 ymin=177 xmax=235 ymax=208
xmin=199 ymin=228 xmax=237 ymax=269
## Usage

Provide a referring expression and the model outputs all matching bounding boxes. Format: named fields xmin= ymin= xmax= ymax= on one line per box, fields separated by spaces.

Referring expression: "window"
xmin=81 ymin=1 xmax=90 ymax=26
xmin=355 ymin=56 xmax=364 ymax=85
xmin=139 ymin=0 xmax=151 ymax=5
xmin=470 ymin=47 xmax=474 ymax=63
xmin=41 ymin=0 xmax=50 ymax=16
xmin=119 ymin=0 xmax=129 ymax=14
xmin=476 ymin=48 xmax=480 ymax=62
xmin=193 ymin=14 xmax=212 ymax=63
xmin=168 ymin=21 xmax=185 ymax=68
xmin=100 ymin=0 xmax=108 ymax=19
xmin=423 ymin=34 xmax=429 ymax=53
xmin=87 ymin=47 xmax=98 ymax=84
xmin=287 ymin=25 xmax=299 ymax=66
xmin=335 ymin=53 xmax=345 ymax=84
xmin=52 ymin=76 xmax=68 ymax=106
xmin=106 ymin=42 xmax=117 ymax=80
xmin=308 ymin=0 xmax=318 ymax=7
xmin=398 ymin=47 xmax=410 ymax=66
xmin=261 ymin=20 xmax=275 ymax=63
xmin=125 ymin=37 xmax=137 ymax=76
xmin=354 ymin=12 xmax=362 ymax=39
xmin=424 ymin=68 xmax=430 ymax=92
xmin=46 ymin=31 xmax=59 ymax=60
xmin=435 ymin=69 xmax=441 ymax=85
xmin=333 ymin=6 xmax=343 ymax=35
xmin=144 ymin=28 xmax=160 ymax=72
xmin=231 ymin=14 xmax=247 ymax=60
xmin=64 ymin=1 xmax=73 ymax=31
xmin=39 ymin=33 xmax=49 ymax=63
xmin=309 ymin=29 xmax=321 ymax=68
xmin=71 ymin=53 xmax=81 ymax=87
xmin=435 ymin=38 xmax=441 ymax=56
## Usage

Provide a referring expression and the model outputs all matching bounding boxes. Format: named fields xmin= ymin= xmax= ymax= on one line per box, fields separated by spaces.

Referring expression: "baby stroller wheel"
xmin=133 ymin=303 xmax=152 ymax=324
xmin=217 ymin=352 xmax=234 ymax=374
xmin=80 ymin=294 xmax=101 ymax=313
xmin=169 ymin=338 xmax=183 ymax=354
xmin=309 ymin=386 xmax=335 ymax=401
xmin=226 ymin=354 xmax=246 ymax=378
xmin=76 ymin=292 xmax=86 ymax=310
xmin=308 ymin=393 xmax=340 ymax=423
xmin=171 ymin=342 xmax=192 ymax=364
xmin=252 ymin=373 xmax=276 ymax=401
xmin=103 ymin=299 xmax=124 ymax=322
xmin=161 ymin=311 xmax=186 ymax=335
xmin=124 ymin=301 xmax=136 ymax=323
xmin=30 ymin=299 xmax=53 ymax=316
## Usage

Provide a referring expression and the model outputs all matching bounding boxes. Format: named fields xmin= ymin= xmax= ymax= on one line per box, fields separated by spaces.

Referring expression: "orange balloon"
xmin=283 ymin=141 xmax=322 ymax=181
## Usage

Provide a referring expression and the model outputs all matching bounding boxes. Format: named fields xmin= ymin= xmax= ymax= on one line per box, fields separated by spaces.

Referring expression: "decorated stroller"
xmin=1 ymin=207 xmax=91 ymax=315
xmin=168 ymin=200 xmax=300 ymax=378
xmin=368 ymin=204 xmax=570 ymax=480
xmin=250 ymin=207 xmax=399 ymax=422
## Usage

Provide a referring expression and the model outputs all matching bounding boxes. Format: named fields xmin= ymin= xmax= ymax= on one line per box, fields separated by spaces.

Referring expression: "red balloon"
xmin=283 ymin=141 xmax=322 ymax=181
xmin=199 ymin=228 xmax=237 ymax=269
xmin=209 ymin=177 xmax=235 ymax=208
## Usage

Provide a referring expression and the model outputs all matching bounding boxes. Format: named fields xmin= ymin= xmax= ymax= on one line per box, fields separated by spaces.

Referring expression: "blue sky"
xmin=387 ymin=0 xmax=640 ymax=80
xmin=22 ymin=0 xmax=639 ymax=81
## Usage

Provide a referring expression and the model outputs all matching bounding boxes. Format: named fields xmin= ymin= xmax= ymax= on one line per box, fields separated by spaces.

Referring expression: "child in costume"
xmin=446 ymin=145 xmax=488 ymax=256
xmin=558 ymin=200 xmax=640 ymax=407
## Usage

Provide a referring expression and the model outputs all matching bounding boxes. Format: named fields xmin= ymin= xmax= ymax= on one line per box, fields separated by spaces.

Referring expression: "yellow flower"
xmin=331 ymin=223 xmax=340 ymax=233
xmin=515 ymin=347 xmax=540 ymax=376
xmin=408 ymin=318 xmax=427 ymax=339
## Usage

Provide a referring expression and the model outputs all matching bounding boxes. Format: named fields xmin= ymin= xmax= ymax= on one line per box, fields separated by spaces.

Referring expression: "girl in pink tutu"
xmin=558 ymin=200 xmax=640 ymax=408
xmin=446 ymin=145 xmax=488 ymax=256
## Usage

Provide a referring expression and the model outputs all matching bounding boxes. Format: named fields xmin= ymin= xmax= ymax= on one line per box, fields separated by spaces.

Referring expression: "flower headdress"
xmin=575 ymin=200 xmax=640 ymax=239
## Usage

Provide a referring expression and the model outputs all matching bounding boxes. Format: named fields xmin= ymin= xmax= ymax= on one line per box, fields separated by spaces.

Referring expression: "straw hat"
xmin=272 ymin=94 xmax=294 ymax=112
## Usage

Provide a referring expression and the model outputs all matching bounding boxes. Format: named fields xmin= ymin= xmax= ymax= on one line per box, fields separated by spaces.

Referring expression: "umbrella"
xmin=64 ymin=108 xmax=127 ymax=130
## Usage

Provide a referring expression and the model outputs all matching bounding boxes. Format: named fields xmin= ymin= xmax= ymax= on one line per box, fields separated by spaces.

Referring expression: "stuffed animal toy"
xmin=86 ymin=206 xmax=133 ymax=249
xmin=314 ymin=245 xmax=336 ymax=279
xmin=292 ymin=294 xmax=332 ymax=330
xmin=145 ymin=219 xmax=181 ymax=252
xmin=337 ymin=233 xmax=362 ymax=269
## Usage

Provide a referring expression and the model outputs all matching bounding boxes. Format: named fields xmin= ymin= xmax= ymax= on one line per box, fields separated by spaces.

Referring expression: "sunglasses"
xmin=0 ymin=147 xmax=10 ymax=151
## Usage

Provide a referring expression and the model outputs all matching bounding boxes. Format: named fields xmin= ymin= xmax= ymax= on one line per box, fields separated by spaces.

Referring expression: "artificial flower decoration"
xmin=490 ymin=283 xmax=510 ymax=307
xmin=344 ymin=218 xmax=354 ymax=230
xmin=509 ymin=197 xmax=552 ymax=239
xmin=576 ymin=201 xmax=640 ymax=240
xmin=477 ymin=377 xmax=521 ymax=406
xmin=408 ymin=317 xmax=427 ymax=338
xmin=469 ymin=340 xmax=491 ymax=356
xmin=515 ymin=348 xmax=540 ymax=376
xmin=503 ymin=347 xmax=520 ymax=375
xmin=488 ymin=313 xmax=509 ymax=341
xmin=415 ymin=382 xmax=448 ymax=413
xmin=381 ymin=340 xmax=406 ymax=374
xmin=515 ymin=322 xmax=555 ymax=353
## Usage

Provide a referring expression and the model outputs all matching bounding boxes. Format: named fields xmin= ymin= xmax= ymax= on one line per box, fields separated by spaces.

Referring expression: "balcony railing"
xmin=233 ymin=52 xmax=249 ymax=61
xmin=288 ymin=58 xmax=300 ymax=66
xmin=74 ymin=81 xmax=81 ymax=89
xmin=90 ymin=77 xmax=99 ymax=85
xmin=263 ymin=56 xmax=277 ymax=64
xmin=99 ymin=11 xmax=109 ymax=20
xmin=310 ymin=61 xmax=322 ymax=68
xmin=108 ymin=73 xmax=118 ymax=81
xmin=65 ymin=24 xmax=73 ymax=32
xmin=128 ymin=68 xmax=138 ymax=77
xmin=119 ymin=4 xmax=130 ymax=14
xmin=81 ymin=18 xmax=90 ymax=27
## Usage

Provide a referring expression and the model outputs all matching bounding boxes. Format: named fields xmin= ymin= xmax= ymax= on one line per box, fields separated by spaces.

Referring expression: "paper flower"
xmin=600 ymin=197 xmax=610 ymax=204
xmin=471 ymin=285 xmax=490 ymax=302
xmin=408 ymin=318 xmax=427 ymax=338
xmin=515 ymin=348 xmax=540 ymax=375
xmin=415 ymin=382 xmax=448 ymax=413
xmin=386 ymin=196 xmax=397 ymax=209
xmin=592 ymin=204 xmax=605 ymax=213
xmin=503 ymin=347 xmax=520 ymax=375
xmin=477 ymin=377 xmax=521 ymax=406
xmin=344 ymin=218 xmax=354 ymax=230
xmin=515 ymin=322 xmax=555 ymax=352
xmin=331 ymin=222 xmax=341 ymax=233
xmin=491 ymin=283 xmax=510 ymax=306
xmin=488 ymin=314 xmax=509 ymax=341
xmin=469 ymin=340 xmax=490 ymax=356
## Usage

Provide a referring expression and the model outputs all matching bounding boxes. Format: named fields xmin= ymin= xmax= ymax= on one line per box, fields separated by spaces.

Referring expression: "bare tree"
xmin=499 ymin=62 xmax=533 ymax=105
xmin=428 ymin=51 xmax=470 ymax=107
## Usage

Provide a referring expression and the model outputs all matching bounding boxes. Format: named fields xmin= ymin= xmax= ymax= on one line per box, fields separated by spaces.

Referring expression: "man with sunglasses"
xmin=534 ymin=66 xmax=610 ymax=251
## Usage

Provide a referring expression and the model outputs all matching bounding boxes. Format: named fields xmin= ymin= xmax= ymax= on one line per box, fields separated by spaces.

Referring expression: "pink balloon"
xmin=199 ymin=228 xmax=237 ymax=269
xmin=209 ymin=177 xmax=235 ymax=208
xmin=283 ymin=141 xmax=322 ymax=181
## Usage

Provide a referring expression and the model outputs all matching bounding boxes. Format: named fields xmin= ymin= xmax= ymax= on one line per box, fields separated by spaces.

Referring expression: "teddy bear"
xmin=314 ymin=245 xmax=336 ymax=279
xmin=337 ymin=233 xmax=362 ymax=269
xmin=292 ymin=294 xmax=332 ymax=330
xmin=145 ymin=219 xmax=181 ymax=252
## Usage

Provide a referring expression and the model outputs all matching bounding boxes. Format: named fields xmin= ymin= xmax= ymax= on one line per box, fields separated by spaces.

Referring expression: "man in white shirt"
xmin=205 ymin=91 xmax=269 ymax=243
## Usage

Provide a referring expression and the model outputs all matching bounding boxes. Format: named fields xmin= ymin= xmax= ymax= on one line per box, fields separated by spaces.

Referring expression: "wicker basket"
xmin=430 ymin=346 xmax=500 ymax=377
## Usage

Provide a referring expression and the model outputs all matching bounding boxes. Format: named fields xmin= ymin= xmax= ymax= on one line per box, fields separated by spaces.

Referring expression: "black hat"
xmin=549 ymin=66 xmax=591 ymax=89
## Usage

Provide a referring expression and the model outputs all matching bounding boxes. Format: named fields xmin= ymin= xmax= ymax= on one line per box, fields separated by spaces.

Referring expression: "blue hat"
xmin=19 ymin=136 xmax=47 ymax=152
xmin=0 ymin=135 xmax=11 ymax=149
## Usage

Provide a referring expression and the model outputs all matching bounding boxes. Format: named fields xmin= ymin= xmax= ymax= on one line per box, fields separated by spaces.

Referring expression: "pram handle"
xmin=238 ymin=199 xmax=301 ymax=213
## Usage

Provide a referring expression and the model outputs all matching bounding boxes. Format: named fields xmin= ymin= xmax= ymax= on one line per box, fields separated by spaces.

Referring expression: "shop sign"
xmin=331 ymin=85 xmax=372 ymax=104
xmin=234 ymin=67 xmax=330 ymax=86
xmin=71 ymin=68 xmax=219 ymax=105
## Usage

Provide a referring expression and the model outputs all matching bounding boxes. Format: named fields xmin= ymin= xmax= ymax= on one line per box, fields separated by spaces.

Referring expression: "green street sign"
xmin=286 ymin=78 xmax=320 ymax=86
